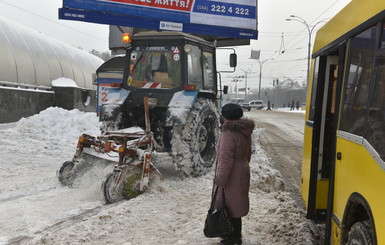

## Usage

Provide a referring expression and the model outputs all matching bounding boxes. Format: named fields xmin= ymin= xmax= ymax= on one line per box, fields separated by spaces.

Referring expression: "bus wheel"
xmin=347 ymin=221 xmax=374 ymax=245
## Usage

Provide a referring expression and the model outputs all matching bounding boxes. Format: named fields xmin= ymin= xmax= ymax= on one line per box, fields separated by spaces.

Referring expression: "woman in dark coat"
xmin=214 ymin=103 xmax=255 ymax=245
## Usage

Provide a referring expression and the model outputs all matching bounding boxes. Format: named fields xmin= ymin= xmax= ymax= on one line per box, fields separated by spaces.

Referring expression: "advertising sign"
xmin=105 ymin=0 xmax=194 ymax=12
xmin=59 ymin=0 xmax=258 ymax=39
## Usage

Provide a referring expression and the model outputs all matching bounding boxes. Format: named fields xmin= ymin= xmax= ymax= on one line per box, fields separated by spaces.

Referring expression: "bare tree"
xmin=89 ymin=49 xmax=113 ymax=61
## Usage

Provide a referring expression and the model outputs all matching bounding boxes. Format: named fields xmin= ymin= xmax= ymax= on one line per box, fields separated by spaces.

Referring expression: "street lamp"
xmin=286 ymin=15 xmax=329 ymax=86
xmin=257 ymin=59 xmax=272 ymax=100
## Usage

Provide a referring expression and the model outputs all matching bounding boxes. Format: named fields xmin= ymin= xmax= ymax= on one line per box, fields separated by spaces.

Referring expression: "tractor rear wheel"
xmin=171 ymin=98 xmax=220 ymax=176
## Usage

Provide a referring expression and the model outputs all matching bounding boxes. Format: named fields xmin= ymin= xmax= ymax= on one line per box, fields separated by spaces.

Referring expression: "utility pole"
xmin=257 ymin=59 xmax=271 ymax=100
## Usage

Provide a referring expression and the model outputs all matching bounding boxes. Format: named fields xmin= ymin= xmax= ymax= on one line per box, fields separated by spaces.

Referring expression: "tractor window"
xmin=127 ymin=46 xmax=181 ymax=89
xmin=203 ymin=51 xmax=215 ymax=90
xmin=186 ymin=45 xmax=203 ymax=89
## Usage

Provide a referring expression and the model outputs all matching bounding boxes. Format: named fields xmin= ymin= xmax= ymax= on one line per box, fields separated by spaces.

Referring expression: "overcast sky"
xmin=0 ymin=0 xmax=109 ymax=51
xmin=0 ymin=0 xmax=351 ymax=89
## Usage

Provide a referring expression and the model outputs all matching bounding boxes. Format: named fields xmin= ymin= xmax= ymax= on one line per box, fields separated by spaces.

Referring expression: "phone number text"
xmin=210 ymin=4 xmax=250 ymax=16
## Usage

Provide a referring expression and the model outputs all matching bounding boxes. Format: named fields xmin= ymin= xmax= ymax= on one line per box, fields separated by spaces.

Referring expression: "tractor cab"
xmin=123 ymin=31 xmax=217 ymax=99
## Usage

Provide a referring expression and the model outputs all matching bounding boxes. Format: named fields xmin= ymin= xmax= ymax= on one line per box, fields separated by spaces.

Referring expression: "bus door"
xmin=318 ymin=56 xmax=338 ymax=188
xmin=307 ymin=46 xmax=345 ymax=223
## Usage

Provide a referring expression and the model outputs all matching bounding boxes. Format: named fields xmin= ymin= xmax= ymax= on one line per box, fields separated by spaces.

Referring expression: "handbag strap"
xmin=210 ymin=186 xmax=219 ymax=210
xmin=221 ymin=188 xmax=227 ymax=208
xmin=210 ymin=186 xmax=227 ymax=210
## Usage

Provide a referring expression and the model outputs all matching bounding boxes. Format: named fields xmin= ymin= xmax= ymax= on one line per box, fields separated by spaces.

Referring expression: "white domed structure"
xmin=0 ymin=17 xmax=104 ymax=122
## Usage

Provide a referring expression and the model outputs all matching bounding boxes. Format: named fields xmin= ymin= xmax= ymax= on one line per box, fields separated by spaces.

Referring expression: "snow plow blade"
xmin=57 ymin=147 xmax=118 ymax=187
xmin=57 ymin=97 xmax=162 ymax=203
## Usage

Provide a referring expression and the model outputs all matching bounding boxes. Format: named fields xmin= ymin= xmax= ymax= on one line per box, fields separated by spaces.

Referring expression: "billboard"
xmin=59 ymin=0 xmax=258 ymax=40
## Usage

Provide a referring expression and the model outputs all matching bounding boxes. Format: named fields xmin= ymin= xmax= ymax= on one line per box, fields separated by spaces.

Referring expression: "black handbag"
xmin=203 ymin=186 xmax=234 ymax=238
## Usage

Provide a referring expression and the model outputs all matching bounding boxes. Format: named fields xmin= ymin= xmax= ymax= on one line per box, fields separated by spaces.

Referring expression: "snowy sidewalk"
xmin=0 ymin=107 xmax=313 ymax=244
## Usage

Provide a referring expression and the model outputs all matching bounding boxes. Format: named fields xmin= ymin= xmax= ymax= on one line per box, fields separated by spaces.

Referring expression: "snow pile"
xmin=250 ymin=129 xmax=285 ymax=193
xmin=0 ymin=108 xmax=314 ymax=244
xmin=0 ymin=107 xmax=101 ymax=158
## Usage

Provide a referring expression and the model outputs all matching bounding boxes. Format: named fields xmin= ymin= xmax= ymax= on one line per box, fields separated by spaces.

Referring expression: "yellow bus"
xmin=302 ymin=1 xmax=385 ymax=244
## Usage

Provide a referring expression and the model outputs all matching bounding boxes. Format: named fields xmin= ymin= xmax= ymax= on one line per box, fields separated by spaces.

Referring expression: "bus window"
xmin=339 ymin=26 xmax=377 ymax=136
xmin=309 ymin=57 xmax=320 ymax=121
xmin=368 ymin=54 xmax=385 ymax=160
xmin=381 ymin=23 xmax=385 ymax=49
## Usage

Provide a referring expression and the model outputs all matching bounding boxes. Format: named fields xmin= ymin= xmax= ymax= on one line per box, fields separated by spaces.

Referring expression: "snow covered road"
xmin=0 ymin=107 xmax=314 ymax=245
xmin=247 ymin=109 xmax=305 ymax=197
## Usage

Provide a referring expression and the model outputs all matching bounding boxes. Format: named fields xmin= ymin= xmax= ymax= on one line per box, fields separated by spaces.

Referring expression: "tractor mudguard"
xmin=104 ymin=88 xmax=130 ymax=105
xmin=100 ymin=88 xmax=130 ymax=121
xmin=165 ymin=90 xmax=198 ymax=127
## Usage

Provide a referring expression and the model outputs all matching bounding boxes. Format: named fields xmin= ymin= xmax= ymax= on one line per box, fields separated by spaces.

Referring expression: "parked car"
xmin=249 ymin=100 xmax=264 ymax=109
xmin=230 ymin=98 xmax=251 ymax=111
xmin=230 ymin=98 xmax=246 ymax=104
xmin=240 ymin=103 xmax=251 ymax=111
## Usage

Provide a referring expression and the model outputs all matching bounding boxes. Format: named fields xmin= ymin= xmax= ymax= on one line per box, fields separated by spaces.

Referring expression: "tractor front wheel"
xmin=171 ymin=98 xmax=220 ymax=176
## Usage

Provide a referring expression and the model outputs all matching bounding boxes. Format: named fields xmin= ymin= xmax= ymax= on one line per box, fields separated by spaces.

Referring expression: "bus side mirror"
xmin=223 ymin=85 xmax=228 ymax=94
xmin=229 ymin=53 xmax=237 ymax=68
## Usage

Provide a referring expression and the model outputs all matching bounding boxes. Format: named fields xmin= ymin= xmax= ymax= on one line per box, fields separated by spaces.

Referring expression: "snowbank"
xmin=0 ymin=107 xmax=101 ymax=159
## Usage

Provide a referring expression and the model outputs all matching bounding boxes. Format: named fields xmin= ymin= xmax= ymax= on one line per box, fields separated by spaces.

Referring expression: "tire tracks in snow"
xmin=7 ymin=202 xmax=121 ymax=244
xmin=258 ymin=121 xmax=303 ymax=203
xmin=246 ymin=110 xmax=304 ymax=203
